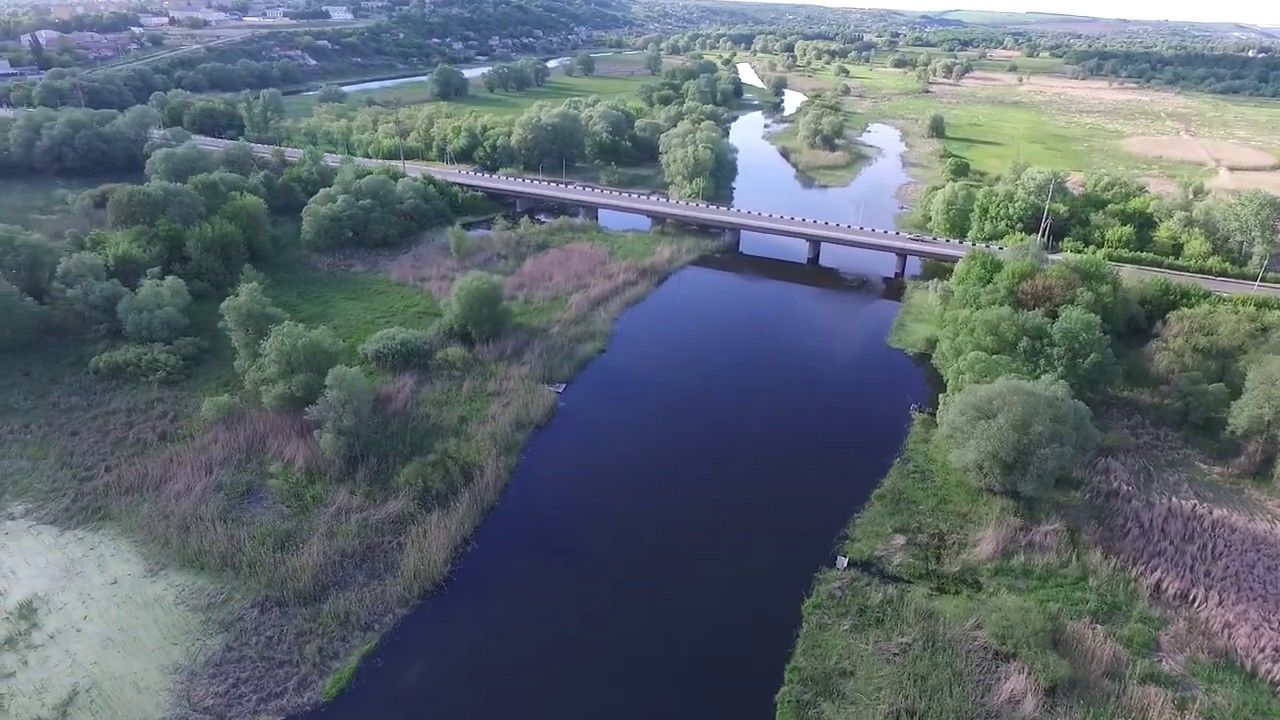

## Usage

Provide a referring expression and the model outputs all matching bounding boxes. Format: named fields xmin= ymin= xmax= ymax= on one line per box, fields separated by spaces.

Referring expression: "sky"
xmin=724 ymin=0 xmax=1280 ymax=27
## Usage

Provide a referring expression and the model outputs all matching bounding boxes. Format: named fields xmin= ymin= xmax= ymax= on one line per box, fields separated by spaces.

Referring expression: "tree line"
xmin=917 ymin=162 xmax=1280 ymax=276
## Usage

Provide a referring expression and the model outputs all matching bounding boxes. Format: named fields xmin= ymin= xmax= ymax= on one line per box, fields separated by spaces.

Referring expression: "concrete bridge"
xmin=191 ymin=136 xmax=989 ymax=278
xmin=188 ymin=136 xmax=1280 ymax=297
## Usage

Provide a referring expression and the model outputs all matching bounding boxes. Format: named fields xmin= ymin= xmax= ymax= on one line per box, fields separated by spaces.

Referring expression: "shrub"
xmin=447 ymin=225 xmax=471 ymax=259
xmin=937 ymin=377 xmax=1099 ymax=498
xmin=89 ymin=342 xmax=189 ymax=382
xmin=395 ymin=438 xmax=475 ymax=507
xmin=306 ymin=365 xmax=374 ymax=460
xmin=244 ymin=322 xmax=344 ymax=410
xmin=359 ymin=326 xmax=439 ymax=370
xmin=117 ymin=275 xmax=192 ymax=343
xmin=316 ymin=84 xmax=347 ymax=104
xmin=434 ymin=345 xmax=473 ymax=373
xmin=440 ymin=271 xmax=510 ymax=343
xmin=926 ymin=113 xmax=947 ymax=138
xmin=200 ymin=394 xmax=242 ymax=424
xmin=219 ymin=281 xmax=288 ymax=374
xmin=0 ymin=224 xmax=59 ymax=303
xmin=943 ymin=157 xmax=970 ymax=180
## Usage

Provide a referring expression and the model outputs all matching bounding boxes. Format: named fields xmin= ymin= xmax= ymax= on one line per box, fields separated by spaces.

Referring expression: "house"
xmin=265 ymin=7 xmax=285 ymax=18
xmin=169 ymin=9 xmax=232 ymax=24
xmin=322 ymin=5 xmax=354 ymax=20
xmin=138 ymin=14 xmax=171 ymax=27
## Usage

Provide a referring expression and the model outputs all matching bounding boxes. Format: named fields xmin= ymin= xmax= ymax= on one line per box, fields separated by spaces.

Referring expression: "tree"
xmin=796 ymin=106 xmax=845 ymax=151
xmin=938 ymin=377 xmax=1099 ymax=497
xmin=0 ymin=225 xmax=60 ymax=304
xmin=316 ymin=84 xmax=347 ymax=104
xmin=1047 ymin=307 xmax=1118 ymax=396
xmin=184 ymin=217 xmax=247 ymax=292
xmin=510 ymin=103 xmax=586 ymax=170
xmin=658 ymin=120 xmax=737 ymax=201
xmin=117 ymin=274 xmax=191 ymax=343
xmin=574 ymin=52 xmax=596 ymax=77
xmin=926 ymin=182 xmax=977 ymax=237
xmin=245 ymin=321 xmax=344 ymax=410
xmin=306 ymin=365 xmax=374 ymax=460
xmin=441 ymin=271 xmax=509 ymax=343
xmin=925 ymin=113 xmax=946 ymax=138
xmin=645 ymin=51 xmax=663 ymax=76
xmin=767 ymin=74 xmax=788 ymax=96
xmin=53 ymin=251 xmax=127 ymax=330
xmin=430 ymin=65 xmax=469 ymax=101
xmin=219 ymin=280 xmax=288 ymax=374
xmin=145 ymin=143 xmax=220 ymax=183
xmin=1228 ymin=356 xmax=1280 ymax=446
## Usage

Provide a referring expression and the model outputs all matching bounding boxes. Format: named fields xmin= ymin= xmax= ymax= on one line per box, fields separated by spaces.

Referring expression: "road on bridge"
xmin=187 ymin=136 xmax=1280 ymax=299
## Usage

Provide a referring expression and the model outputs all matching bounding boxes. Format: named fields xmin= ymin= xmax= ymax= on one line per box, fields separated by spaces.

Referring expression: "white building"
xmin=322 ymin=5 xmax=353 ymax=20
xmin=138 ymin=14 xmax=171 ymax=27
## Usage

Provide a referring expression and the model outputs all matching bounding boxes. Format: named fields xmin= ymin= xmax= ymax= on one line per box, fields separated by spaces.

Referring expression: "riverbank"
xmin=776 ymin=276 xmax=1280 ymax=719
xmin=0 ymin=218 xmax=724 ymax=718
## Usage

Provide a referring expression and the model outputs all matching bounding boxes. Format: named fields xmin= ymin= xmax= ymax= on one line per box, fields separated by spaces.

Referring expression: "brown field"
xmin=1122 ymin=135 xmax=1279 ymax=170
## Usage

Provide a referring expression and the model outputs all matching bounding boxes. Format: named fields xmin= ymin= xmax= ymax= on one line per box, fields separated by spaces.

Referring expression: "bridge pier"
xmin=649 ymin=215 xmax=667 ymax=231
xmin=722 ymin=227 xmax=741 ymax=249
xmin=894 ymin=253 xmax=908 ymax=279
xmin=580 ymin=205 xmax=599 ymax=222
xmin=515 ymin=197 xmax=537 ymax=213
xmin=806 ymin=240 xmax=822 ymax=265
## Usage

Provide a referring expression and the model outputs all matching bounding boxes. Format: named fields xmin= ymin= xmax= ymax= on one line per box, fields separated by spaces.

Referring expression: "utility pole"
xmin=1037 ymin=177 xmax=1056 ymax=250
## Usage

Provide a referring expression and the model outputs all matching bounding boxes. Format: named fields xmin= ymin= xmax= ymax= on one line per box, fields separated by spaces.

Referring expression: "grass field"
xmin=744 ymin=52 xmax=1280 ymax=191
xmin=283 ymin=52 xmax=658 ymax=119
xmin=0 ymin=173 xmax=138 ymax=238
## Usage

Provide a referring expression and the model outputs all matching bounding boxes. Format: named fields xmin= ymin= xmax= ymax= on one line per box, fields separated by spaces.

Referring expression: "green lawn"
xmin=265 ymin=264 xmax=441 ymax=348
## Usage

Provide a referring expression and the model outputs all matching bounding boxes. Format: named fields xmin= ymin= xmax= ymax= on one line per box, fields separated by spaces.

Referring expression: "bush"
xmin=359 ymin=326 xmax=439 ymax=370
xmin=200 ymin=393 xmax=242 ymax=424
xmin=316 ymin=84 xmax=347 ymax=104
xmin=395 ymin=438 xmax=475 ymax=507
xmin=434 ymin=345 xmax=473 ymax=373
xmin=117 ymin=275 xmax=192 ymax=343
xmin=440 ymin=271 xmax=510 ymax=343
xmin=306 ymin=365 xmax=374 ymax=460
xmin=89 ymin=342 xmax=190 ymax=382
xmin=244 ymin=321 xmax=344 ymax=410
xmin=447 ymin=225 xmax=471 ymax=259
xmin=937 ymin=377 xmax=1099 ymax=498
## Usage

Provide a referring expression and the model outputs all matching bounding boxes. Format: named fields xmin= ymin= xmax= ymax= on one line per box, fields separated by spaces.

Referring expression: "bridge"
xmin=188 ymin=136 xmax=1280 ymax=297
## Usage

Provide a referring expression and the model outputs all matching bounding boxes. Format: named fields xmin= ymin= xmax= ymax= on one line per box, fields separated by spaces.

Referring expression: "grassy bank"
xmin=777 ymin=281 xmax=1280 ymax=719
xmin=767 ymin=123 xmax=866 ymax=187
xmin=0 ymin=217 xmax=723 ymax=717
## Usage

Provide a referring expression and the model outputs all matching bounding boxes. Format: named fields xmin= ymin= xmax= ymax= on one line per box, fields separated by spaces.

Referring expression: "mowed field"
xmin=748 ymin=51 xmax=1280 ymax=193
xmin=283 ymin=52 xmax=657 ymax=119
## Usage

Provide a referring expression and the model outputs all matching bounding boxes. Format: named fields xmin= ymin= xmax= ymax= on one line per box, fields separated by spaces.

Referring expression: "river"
xmin=302 ymin=66 xmax=931 ymax=720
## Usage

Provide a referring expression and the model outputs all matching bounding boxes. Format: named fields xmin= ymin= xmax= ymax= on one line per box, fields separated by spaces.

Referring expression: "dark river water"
xmin=303 ymin=76 xmax=932 ymax=720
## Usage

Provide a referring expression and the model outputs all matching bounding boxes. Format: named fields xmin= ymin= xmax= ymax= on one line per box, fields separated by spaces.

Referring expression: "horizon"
xmin=721 ymin=0 xmax=1280 ymax=28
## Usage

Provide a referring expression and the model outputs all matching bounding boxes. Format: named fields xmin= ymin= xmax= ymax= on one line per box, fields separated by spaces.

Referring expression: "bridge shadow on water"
xmin=695 ymin=250 xmax=908 ymax=300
